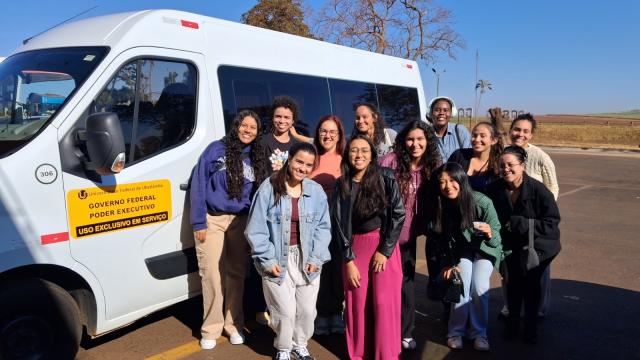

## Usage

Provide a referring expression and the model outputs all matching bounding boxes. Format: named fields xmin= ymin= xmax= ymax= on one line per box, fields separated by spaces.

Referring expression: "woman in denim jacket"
xmin=245 ymin=142 xmax=331 ymax=360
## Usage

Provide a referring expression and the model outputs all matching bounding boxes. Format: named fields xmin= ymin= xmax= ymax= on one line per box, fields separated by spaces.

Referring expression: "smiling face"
xmin=355 ymin=105 xmax=377 ymax=137
xmin=472 ymin=124 xmax=497 ymax=154
xmin=405 ymin=128 xmax=427 ymax=160
xmin=431 ymin=99 xmax=452 ymax=129
xmin=510 ymin=119 xmax=534 ymax=147
xmin=318 ymin=119 xmax=340 ymax=153
xmin=499 ymin=153 xmax=525 ymax=185
xmin=272 ymin=107 xmax=294 ymax=135
xmin=287 ymin=150 xmax=316 ymax=185
xmin=237 ymin=116 xmax=258 ymax=145
xmin=439 ymin=171 xmax=460 ymax=200
xmin=348 ymin=138 xmax=372 ymax=175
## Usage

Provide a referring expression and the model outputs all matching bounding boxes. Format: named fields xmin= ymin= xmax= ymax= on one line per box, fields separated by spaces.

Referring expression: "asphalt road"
xmin=76 ymin=148 xmax=640 ymax=360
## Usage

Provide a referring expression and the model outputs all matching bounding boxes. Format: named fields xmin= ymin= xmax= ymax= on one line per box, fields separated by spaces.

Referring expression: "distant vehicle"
xmin=0 ymin=9 xmax=427 ymax=358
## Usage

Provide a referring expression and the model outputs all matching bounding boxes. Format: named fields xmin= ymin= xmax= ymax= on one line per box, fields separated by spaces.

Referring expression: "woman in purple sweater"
xmin=190 ymin=110 xmax=270 ymax=350
xmin=379 ymin=120 xmax=442 ymax=350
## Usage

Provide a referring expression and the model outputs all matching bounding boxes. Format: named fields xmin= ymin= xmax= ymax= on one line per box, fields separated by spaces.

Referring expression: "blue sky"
xmin=1 ymin=0 xmax=638 ymax=115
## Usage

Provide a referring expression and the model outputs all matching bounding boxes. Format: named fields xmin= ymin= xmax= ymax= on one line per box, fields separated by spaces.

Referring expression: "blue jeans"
xmin=447 ymin=251 xmax=494 ymax=339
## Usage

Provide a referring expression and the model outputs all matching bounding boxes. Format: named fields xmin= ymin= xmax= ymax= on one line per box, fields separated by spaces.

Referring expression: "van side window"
xmin=377 ymin=84 xmax=420 ymax=129
xmin=218 ymin=66 xmax=330 ymax=137
xmin=218 ymin=65 xmax=420 ymax=137
xmin=92 ymin=59 xmax=197 ymax=164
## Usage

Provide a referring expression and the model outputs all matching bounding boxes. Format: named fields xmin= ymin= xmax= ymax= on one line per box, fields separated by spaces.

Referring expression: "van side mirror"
xmin=77 ymin=112 xmax=126 ymax=175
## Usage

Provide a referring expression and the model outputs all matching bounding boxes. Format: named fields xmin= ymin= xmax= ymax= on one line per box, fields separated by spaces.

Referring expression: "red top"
xmin=290 ymin=196 xmax=300 ymax=245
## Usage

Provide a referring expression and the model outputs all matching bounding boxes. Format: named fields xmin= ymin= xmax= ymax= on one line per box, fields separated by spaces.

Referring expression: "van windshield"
xmin=0 ymin=47 xmax=108 ymax=158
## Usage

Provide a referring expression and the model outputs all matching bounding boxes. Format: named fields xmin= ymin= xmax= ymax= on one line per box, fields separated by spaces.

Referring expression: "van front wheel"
xmin=0 ymin=278 xmax=82 ymax=359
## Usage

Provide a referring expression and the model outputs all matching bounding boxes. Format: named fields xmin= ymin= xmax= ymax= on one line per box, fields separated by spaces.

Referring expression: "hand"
xmin=266 ymin=264 xmax=282 ymax=277
xmin=305 ymin=263 xmax=318 ymax=273
xmin=474 ymin=222 xmax=492 ymax=239
xmin=371 ymin=251 xmax=388 ymax=273
xmin=194 ymin=229 xmax=207 ymax=242
xmin=345 ymin=261 xmax=361 ymax=288
xmin=441 ymin=266 xmax=460 ymax=281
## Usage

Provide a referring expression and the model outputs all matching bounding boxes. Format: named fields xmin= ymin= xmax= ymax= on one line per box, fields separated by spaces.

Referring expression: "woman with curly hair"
xmin=379 ymin=120 xmax=441 ymax=350
xmin=190 ymin=109 xmax=270 ymax=350
xmin=448 ymin=121 xmax=504 ymax=193
xmin=332 ymin=134 xmax=405 ymax=359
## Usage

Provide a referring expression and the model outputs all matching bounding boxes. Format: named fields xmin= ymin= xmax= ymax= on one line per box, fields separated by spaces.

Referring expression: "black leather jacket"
xmin=330 ymin=167 xmax=406 ymax=262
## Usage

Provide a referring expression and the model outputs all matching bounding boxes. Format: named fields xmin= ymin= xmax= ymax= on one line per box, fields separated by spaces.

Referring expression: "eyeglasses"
xmin=319 ymin=129 xmax=339 ymax=137
xmin=500 ymin=162 xmax=523 ymax=169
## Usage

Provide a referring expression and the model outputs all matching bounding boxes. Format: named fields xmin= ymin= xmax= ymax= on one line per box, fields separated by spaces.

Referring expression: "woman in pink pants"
xmin=330 ymin=134 xmax=406 ymax=360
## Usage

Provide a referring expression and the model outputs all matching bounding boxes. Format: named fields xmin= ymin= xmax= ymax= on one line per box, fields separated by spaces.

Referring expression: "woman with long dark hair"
xmin=379 ymin=120 xmax=441 ymax=350
xmin=309 ymin=115 xmax=347 ymax=335
xmin=245 ymin=142 xmax=331 ymax=360
xmin=332 ymin=134 xmax=405 ymax=359
xmin=353 ymin=102 xmax=397 ymax=156
xmin=486 ymin=146 xmax=561 ymax=344
xmin=190 ymin=109 xmax=270 ymax=350
xmin=426 ymin=163 xmax=502 ymax=351
xmin=449 ymin=121 xmax=503 ymax=193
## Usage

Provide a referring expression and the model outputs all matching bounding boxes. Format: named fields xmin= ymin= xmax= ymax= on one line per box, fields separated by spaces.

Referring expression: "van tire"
xmin=0 ymin=278 xmax=82 ymax=360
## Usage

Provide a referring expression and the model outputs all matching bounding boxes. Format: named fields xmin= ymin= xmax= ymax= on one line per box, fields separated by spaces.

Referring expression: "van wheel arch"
xmin=0 ymin=264 xmax=98 ymax=335
xmin=0 ymin=278 xmax=83 ymax=359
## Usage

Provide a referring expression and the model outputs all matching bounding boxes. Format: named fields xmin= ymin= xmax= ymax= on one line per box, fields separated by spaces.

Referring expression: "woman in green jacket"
xmin=426 ymin=162 xmax=502 ymax=352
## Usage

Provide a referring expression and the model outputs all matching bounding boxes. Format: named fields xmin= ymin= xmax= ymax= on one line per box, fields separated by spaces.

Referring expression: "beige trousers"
xmin=196 ymin=214 xmax=248 ymax=340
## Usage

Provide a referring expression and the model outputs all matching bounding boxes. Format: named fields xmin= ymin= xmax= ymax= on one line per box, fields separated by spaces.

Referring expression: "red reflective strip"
xmin=41 ymin=232 xmax=70 ymax=245
xmin=181 ymin=20 xmax=199 ymax=29
xmin=406 ymin=64 xmax=413 ymax=69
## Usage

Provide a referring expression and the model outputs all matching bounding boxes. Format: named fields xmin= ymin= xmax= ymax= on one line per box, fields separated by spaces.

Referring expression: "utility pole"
xmin=474 ymin=49 xmax=479 ymax=123
xmin=431 ymin=68 xmax=445 ymax=96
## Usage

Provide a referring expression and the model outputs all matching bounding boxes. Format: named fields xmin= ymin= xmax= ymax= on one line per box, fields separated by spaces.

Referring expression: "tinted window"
xmin=92 ymin=59 xmax=197 ymax=164
xmin=218 ymin=66 xmax=331 ymax=136
xmin=328 ymin=79 xmax=377 ymax=135
xmin=377 ymin=84 xmax=420 ymax=131
xmin=218 ymin=65 xmax=421 ymax=139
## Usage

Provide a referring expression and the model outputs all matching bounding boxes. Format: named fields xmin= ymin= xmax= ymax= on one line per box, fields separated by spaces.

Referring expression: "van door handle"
xmin=180 ymin=183 xmax=189 ymax=191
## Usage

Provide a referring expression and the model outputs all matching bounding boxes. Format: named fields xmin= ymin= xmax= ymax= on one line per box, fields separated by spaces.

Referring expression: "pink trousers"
xmin=343 ymin=229 xmax=402 ymax=360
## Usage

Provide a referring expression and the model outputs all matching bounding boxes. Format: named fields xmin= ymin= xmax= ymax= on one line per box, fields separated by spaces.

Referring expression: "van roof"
xmin=14 ymin=9 xmax=422 ymax=88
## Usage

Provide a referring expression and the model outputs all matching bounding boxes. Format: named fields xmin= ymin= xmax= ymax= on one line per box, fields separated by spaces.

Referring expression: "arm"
xmin=509 ymin=185 xmax=560 ymax=241
xmin=540 ymin=152 xmax=560 ymax=200
xmin=289 ymin=126 xmax=313 ymax=143
xmin=377 ymin=173 xmax=406 ymax=257
xmin=244 ymin=181 xmax=278 ymax=273
xmin=307 ymin=189 xmax=332 ymax=268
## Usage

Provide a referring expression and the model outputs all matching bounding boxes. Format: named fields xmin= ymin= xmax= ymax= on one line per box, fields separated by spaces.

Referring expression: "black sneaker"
xmin=291 ymin=346 xmax=315 ymax=360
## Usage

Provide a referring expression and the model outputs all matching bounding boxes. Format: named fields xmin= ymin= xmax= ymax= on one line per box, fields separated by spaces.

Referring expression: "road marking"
xmin=559 ymin=185 xmax=593 ymax=198
xmin=146 ymin=337 xmax=228 ymax=360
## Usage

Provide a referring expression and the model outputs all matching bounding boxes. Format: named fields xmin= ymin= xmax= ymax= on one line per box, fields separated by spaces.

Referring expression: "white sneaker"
xmin=402 ymin=337 xmax=416 ymax=350
xmin=229 ymin=331 xmax=245 ymax=345
xmin=200 ymin=338 xmax=216 ymax=350
xmin=275 ymin=350 xmax=291 ymax=360
xmin=473 ymin=337 xmax=490 ymax=351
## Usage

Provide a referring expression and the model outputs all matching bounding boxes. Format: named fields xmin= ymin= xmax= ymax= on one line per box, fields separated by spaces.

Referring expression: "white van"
xmin=0 ymin=9 xmax=427 ymax=358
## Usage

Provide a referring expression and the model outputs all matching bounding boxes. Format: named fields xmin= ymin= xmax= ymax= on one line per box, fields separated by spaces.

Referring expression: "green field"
xmin=587 ymin=110 xmax=640 ymax=119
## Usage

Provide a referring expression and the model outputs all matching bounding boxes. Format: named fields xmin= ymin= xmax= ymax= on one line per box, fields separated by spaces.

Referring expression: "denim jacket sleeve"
xmin=307 ymin=186 xmax=331 ymax=267
xmin=244 ymin=178 xmax=277 ymax=273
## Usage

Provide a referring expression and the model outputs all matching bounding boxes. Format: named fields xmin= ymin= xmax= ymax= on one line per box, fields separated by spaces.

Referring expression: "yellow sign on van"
xmin=67 ymin=180 xmax=172 ymax=238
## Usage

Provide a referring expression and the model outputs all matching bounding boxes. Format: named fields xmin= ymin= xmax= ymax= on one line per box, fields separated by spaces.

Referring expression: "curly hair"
xmin=352 ymin=102 xmax=387 ymax=147
xmin=392 ymin=120 xmax=442 ymax=199
xmin=225 ymin=110 xmax=270 ymax=200
xmin=472 ymin=121 xmax=504 ymax=177
xmin=313 ymin=115 xmax=346 ymax=155
xmin=339 ymin=134 xmax=387 ymax=219
xmin=272 ymin=95 xmax=299 ymax=124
